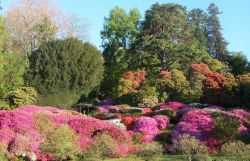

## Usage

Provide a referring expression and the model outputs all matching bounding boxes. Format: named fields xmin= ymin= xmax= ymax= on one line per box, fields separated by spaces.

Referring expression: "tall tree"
xmin=5 ymin=0 xmax=89 ymax=56
xmin=0 ymin=16 xmax=7 ymax=51
xmin=206 ymin=3 xmax=228 ymax=61
xmin=100 ymin=7 xmax=141 ymax=96
xmin=131 ymin=3 xmax=210 ymax=74
xmin=101 ymin=7 xmax=140 ymax=67
xmin=5 ymin=0 xmax=59 ymax=56
xmin=189 ymin=8 xmax=207 ymax=50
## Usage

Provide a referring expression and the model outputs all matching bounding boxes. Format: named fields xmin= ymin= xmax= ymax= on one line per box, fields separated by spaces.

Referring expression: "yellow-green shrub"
xmin=40 ymin=125 xmax=80 ymax=160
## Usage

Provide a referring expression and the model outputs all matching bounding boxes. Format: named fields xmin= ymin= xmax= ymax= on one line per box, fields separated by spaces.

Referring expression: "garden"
xmin=0 ymin=0 xmax=250 ymax=161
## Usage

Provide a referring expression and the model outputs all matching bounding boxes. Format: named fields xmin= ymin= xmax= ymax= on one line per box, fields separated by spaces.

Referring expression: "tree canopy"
xmin=26 ymin=38 xmax=104 ymax=106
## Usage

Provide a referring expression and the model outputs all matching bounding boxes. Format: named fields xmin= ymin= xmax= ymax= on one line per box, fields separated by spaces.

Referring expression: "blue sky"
xmin=2 ymin=0 xmax=250 ymax=59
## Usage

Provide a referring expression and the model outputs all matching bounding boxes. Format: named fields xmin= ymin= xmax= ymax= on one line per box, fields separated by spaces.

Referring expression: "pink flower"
xmin=153 ymin=115 xmax=169 ymax=130
xmin=159 ymin=102 xmax=188 ymax=111
xmin=133 ymin=117 xmax=160 ymax=142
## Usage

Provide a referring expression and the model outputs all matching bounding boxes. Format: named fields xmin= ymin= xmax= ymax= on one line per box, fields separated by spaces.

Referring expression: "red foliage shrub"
xmin=189 ymin=63 xmax=211 ymax=75
xmin=123 ymin=70 xmax=146 ymax=90
xmin=189 ymin=63 xmax=230 ymax=105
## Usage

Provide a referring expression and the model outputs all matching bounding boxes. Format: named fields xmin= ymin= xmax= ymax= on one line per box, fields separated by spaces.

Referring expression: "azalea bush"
xmin=133 ymin=117 xmax=160 ymax=142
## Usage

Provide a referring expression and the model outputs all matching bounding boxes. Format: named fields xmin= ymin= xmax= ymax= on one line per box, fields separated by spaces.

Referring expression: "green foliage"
xmin=26 ymin=38 xmax=104 ymax=107
xmin=136 ymin=85 xmax=158 ymax=100
xmin=100 ymin=7 xmax=141 ymax=97
xmin=206 ymin=3 xmax=228 ymax=61
xmin=136 ymin=141 xmax=163 ymax=161
xmin=32 ymin=112 xmax=54 ymax=136
xmin=157 ymin=69 xmax=192 ymax=103
xmin=138 ymin=96 xmax=158 ymax=108
xmin=83 ymin=133 xmax=119 ymax=160
xmin=212 ymin=114 xmax=239 ymax=141
xmin=189 ymin=74 xmax=205 ymax=102
xmin=0 ymin=16 xmax=8 ymax=51
xmin=189 ymin=8 xmax=208 ymax=51
xmin=115 ymin=77 xmax=134 ymax=98
xmin=40 ymin=125 xmax=80 ymax=160
xmin=228 ymin=52 xmax=248 ymax=76
xmin=132 ymin=133 xmax=143 ymax=145
xmin=204 ymin=58 xmax=230 ymax=75
xmin=136 ymin=85 xmax=159 ymax=108
xmin=176 ymin=134 xmax=208 ymax=161
xmin=131 ymin=3 xmax=210 ymax=73
xmin=8 ymin=86 xmax=37 ymax=108
xmin=36 ymin=90 xmax=81 ymax=108
xmin=236 ymin=73 xmax=250 ymax=108
xmin=0 ymin=53 xmax=27 ymax=100
xmin=0 ymin=153 xmax=8 ymax=161
xmin=219 ymin=141 xmax=250 ymax=161
xmin=153 ymin=109 xmax=174 ymax=119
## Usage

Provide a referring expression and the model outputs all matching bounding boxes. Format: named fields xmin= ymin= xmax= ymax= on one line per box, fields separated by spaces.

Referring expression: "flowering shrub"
xmin=153 ymin=115 xmax=169 ymax=130
xmin=96 ymin=105 xmax=118 ymax=113
xmin=0 ymin=105 xmax=135 ymax=160
xmin=172 ymin=110 xmax=217 ymax=152
xmin=159 ymin=101 xmax=188 ymax=110
xmin=121 ymin=116 xmax=137 ymax=130
xmin=189 ymin=63 xmax=234 ymax=106
xmin=133 ymin=117 xmax=160 ymax=142
xmin=159 ymin=102 xmax=189 ymax=115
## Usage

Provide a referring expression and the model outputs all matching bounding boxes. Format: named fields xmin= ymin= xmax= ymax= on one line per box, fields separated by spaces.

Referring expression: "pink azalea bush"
xmin=96 ymin=105 xmax=119 ymax=113
xmin=228 ymin=109 xmax=250 ymax=134
xmin=172 ymin=109 xmax=218 ymax=152
xmin=159 ymin=102 xmax=189 ymax=115
xmin=159 ymin=102 xmax=188 ymax=110
xmin=133 ymin=117 xmax=160 ymax=142
xmin=0 ymin=105 xmax=135 ymax=159
xmin=153 ymin=115 xmax=169 ymax=130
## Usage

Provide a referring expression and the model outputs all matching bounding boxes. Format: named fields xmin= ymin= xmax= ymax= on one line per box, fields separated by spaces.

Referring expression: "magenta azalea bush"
xmin=133 ymin=117 xmax=161 ymax=142
xmin=0 ymin=102 xmax=249 ymax=160
xmin=153 ymin=115 xmax=169 ymax=130
xmin=0 ymin=105 xmax=135 ymax=159
xmin=159 ymin=102 xmax=188 ymax=110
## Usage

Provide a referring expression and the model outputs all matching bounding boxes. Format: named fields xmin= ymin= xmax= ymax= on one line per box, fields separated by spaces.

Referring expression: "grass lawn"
xmin=106 ymin=155 xmax=187 ymax=161
xmin=105 ymin=155 xmax=230 ymax=161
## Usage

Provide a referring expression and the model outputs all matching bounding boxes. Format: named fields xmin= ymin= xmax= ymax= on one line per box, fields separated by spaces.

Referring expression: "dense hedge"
xmin=26 ymin=38 xmax=104 ymax=107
